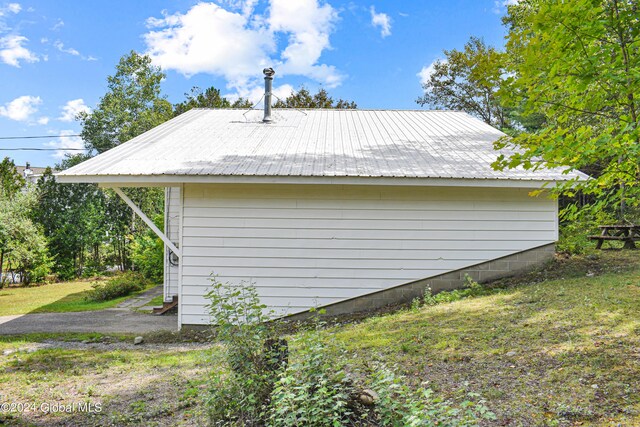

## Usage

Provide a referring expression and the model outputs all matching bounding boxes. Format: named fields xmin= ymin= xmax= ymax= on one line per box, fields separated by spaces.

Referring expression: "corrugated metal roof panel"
xmin=58 ymin=109 xmax=585 ymax=182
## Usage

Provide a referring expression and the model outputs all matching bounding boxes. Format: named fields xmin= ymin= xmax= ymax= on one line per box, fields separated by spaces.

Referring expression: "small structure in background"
xmin=16 ymin=162 xmax=46 ymax=186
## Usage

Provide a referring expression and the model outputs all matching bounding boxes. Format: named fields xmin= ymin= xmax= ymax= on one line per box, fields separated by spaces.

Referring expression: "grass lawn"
xmin=0 ymin=251 xmax=638 ymax=426
xmin=329 ymin=251 xmax=640 ymax=425
xmin=147 ymin=294 xmax=165 ymax=307
xmin=0 ymin=337 xmax=213 ymax=426
xmin=0 ymin=279 xmax=157 ymax=316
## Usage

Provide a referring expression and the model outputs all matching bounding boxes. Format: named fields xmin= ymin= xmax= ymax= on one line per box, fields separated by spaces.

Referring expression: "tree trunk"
xmin=0 ymin=249 xmax=4 ymax=288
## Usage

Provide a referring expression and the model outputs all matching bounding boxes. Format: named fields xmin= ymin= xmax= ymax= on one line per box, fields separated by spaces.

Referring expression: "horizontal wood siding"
xmin=180 ymin=184 xmax=557 ymax=325
xmin=163 ymin=187 xmax=180 ymax=301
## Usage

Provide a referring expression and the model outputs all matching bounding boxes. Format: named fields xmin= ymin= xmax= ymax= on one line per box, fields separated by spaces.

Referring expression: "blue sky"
xmin=0 ymin=0 xmax=513 ymax=167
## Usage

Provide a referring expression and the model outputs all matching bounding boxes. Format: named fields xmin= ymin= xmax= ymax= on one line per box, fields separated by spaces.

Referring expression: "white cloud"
xmin=58 ymin=98 xmax=90 ymax=122
xmin=51 ymin=39 xmax=96 ymax=61
xmin=417 ymin=59 xmax=445 ymax=84
xmin=370 ymin=6 xmax=391 ymax=38
xmin=0 ymin=3 xmax=21 ymax=16
xmin=45 ymin=130 xmax=85 ymax=159
xmin=144 ymin=0 xmax=343 ymax=94
xmin=52 ymin=19 xmax=64 ymax=31
xmin=53 ymin=40 xmax=80 ymax=56
xmin=417 ymin=59 xmax=446 ymax=86
xmin=144 ymin=2 xmax=273 ymax=90
xmin=0 ymin=35 xmax=38 ymax=67
xmin=0 ymin=95 xmax=42 ymax=121
xmin=217 ymin=0 xmax=259 ymax=17
xmin=229 ymin=82 xmax=295 ymax=105
xmin=269 ymin=0 xmax=342 ymax=86
xmin=37 ymin=116 xmax=49 ymax=125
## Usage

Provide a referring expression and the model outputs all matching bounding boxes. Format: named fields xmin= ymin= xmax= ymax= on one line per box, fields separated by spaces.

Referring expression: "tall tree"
xmin=75 ymin=51 xmax=170 ymax=273
xmin=0 ymin=157 xmax=25 ymax=199
xmin=34 ymin=159 xmax=107 ymax=279
xmin=273 ymin=87 xmax=357 ymax=109
xmin=0 ymin=190 xmax=52 ymax=285
xmin=416 ymin=37 xmax=509 ymax=129
xmin=494 ymin=0 xmax=640 ymax=219
xmin=79 ymin=51 xmax=173 ymax=154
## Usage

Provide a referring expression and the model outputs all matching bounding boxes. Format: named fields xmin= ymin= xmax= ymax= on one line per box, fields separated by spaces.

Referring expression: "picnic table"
xmin=589 ymin=225 xmax=640 ymax=249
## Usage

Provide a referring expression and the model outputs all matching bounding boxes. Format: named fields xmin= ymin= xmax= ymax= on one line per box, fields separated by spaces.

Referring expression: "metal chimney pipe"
xmin=263 ymin=67 xmax=275 ymax=123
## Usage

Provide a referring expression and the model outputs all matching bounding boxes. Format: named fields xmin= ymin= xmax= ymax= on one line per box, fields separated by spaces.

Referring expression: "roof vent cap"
xmin=263 ymin=68 xmax=275 ymax=123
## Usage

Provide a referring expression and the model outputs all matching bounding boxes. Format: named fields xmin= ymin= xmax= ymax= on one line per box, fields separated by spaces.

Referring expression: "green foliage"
xmin=495 ymin=0 xmax=640 ymax=219
xmin=173 ymin=86 xmax=252 ymax=116
xmin=79 ymin=50 xmax=173 ymax=154
xmin=34 ymin=162 xmax=108 ymax=280
xmin=54 ymin=51 xmax=169 ymax=277
xmin=0 ymin=190 xmax=53 ymax=286
xmin=557 ymin=207 xmax=617 ymax=254
xmin=268 ymin=324 xmax=353 ymax=427
xmin=422 ymin=274 xmax=485 ymax=307
xmin=367 ymin=366 xmax=496 ymax=426
xmin=0 ymin=157 xmax=25 ymax=199
xmin=205 ymin=280 xmax=496 ymax=426
xmin=416 ymin=37 xmax=510 ymax=129
xmin=84 ymin=271 xmax=149 ymax=302
xmin=273 ymin=87 xmax=357 ymax=109
xmin=205 ymin=277 xmax=281 ymax=425
xmin=130 ymin=214 xmax=164 ymax=283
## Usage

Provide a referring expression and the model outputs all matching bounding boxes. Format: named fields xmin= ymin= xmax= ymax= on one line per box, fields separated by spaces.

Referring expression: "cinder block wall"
xmin=286 ymin=243 xmax=555 ymax=320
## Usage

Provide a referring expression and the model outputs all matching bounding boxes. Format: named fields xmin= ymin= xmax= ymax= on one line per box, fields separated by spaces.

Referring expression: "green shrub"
xmin=268 ymin=323 xmax=354 ymax=427
xmin=205 ymin=279 xmax=496 ymax=427
xmin=130 ymin=214 xmax=164 ymax=283
xmin=557 ymin=219 xmax=598 ymax=255
xmin=84 ymin=271 xmax=149 ymax=302
xmin=205 ymin=277 xmax=282 ymax=426
xmin=367 ymin=366 xmax=496 ymax=426
xmin=557 ymin=205 xmax=617 ymax=254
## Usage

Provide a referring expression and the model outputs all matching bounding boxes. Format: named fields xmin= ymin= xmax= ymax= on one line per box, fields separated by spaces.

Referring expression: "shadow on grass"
xmin=331 ymin=263 xmax=640 ymax=425
xmin=0 ymin=347 xmax=212 ymax=426
xmin=27 ymin=290 xmax=129 ymax=314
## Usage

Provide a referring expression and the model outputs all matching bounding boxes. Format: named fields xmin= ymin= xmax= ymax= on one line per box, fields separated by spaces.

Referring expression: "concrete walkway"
xmin=117 ymin=285 xmax=164 ymax=309
xmin=0 ymin=286 xmax=178 ymax=335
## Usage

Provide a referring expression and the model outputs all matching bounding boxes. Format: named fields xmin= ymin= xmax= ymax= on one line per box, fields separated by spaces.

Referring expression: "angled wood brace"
xmin=112 ymin=187 xmax=181 ymax=258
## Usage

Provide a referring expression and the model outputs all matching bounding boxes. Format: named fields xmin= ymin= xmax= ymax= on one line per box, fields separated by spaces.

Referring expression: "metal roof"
xmin=57 ymin=109 xmax=586 ymax=185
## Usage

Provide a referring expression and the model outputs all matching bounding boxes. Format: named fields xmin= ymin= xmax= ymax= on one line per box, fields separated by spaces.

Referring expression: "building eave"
xmin=54 ymin=173 xmax=577 ymax=189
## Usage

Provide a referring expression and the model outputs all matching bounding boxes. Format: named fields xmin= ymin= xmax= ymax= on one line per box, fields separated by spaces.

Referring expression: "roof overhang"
xmin=55 ymin=173 xmax=578 ymax=189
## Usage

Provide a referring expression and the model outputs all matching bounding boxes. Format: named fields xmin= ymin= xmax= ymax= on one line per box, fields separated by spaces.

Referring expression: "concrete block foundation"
xmin=285 ymin=243 xmax=555 ymax=321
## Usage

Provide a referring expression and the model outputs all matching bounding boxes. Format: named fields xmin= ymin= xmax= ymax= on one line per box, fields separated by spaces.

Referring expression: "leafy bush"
xmin=205 ymin=278 xmax=496 ymax=427
xmin=84 ymin=271 xmax=149 ymax=302
xmin=130 ymin=214 xmax=164 ymax=283
xmin=557 ymin=204 xmax=618 ymax=254
xmin=205 ymin=277 xmax=283 ymax=426
xmin=367 ymin=366 xmax=496 ymax=426
xmin=268 ymin=322 xmax=354 ymax=427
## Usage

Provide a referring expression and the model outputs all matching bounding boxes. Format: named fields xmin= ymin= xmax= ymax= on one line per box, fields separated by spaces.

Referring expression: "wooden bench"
xmin=589 ymin=225 xmax=640 ymax=249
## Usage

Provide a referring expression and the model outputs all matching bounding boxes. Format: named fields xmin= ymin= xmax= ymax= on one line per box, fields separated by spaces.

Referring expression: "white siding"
xmin=163 ymin=186 xmax=180 ymax=302
xmin=180 ymin=184 xmax=558 ymax=325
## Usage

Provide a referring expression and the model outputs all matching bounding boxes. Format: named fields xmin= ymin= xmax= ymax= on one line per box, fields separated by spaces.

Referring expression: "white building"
xmin=58 ymin=107 xmax=585 ymax=329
